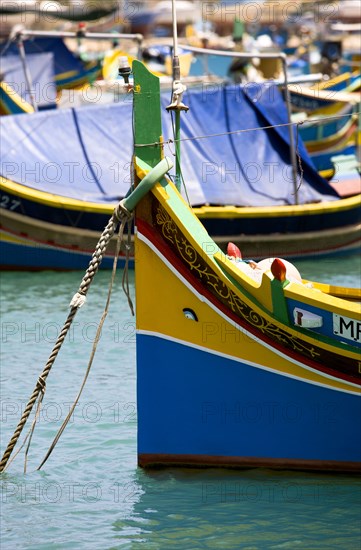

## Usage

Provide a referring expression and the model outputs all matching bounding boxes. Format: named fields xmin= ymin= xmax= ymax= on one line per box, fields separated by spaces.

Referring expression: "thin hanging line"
xmin=135 ymin=110 xmax=359 ymax=148
xmin=37 ymin=222 xmax=127 ymax=471
xmin=293 ymin=122 xmax=304 ymax=195
xmin=170 ymin=111 xmax=191 ymax=207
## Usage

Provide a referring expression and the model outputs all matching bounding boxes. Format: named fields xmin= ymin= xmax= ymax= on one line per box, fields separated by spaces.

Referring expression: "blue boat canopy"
xmin=1 ymin=37 xmax=84 ymax=77
xmin=172 ymin=82 xmax=339 ymax=205
xmin=0 ymin=82 xmax=339 ymax=206
xmin=0 ymin=52 xmax=57 ymax=110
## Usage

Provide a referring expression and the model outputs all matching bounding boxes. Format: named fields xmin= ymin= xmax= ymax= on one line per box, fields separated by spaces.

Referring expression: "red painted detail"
xmin=227 ymin=242 xmax=242 ymax=259
xmin=1 ymin=227 xmax=126 ymax=257
xmin=271 ymin=258 xmax=287 ymax=282
xmin=307 ymin=120 xmax=357 ymax=153
xmin=330 ymin=177 xmax=361 ymax=198
xmin=139 ymin=453 xmax=361 ymax=473
xmin=137 ymin=219 xmax=360 ymax=386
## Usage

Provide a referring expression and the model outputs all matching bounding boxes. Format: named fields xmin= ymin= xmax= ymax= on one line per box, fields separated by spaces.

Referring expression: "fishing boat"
xmin=1 ymin=72 xmax=361 ymax=269
xmin=0 ymin=59 xmax=360 ymax=478
xmin=0 ymin=81 xmax=35 ymax=115
xmin=288 ymin=72 xmax=360 ymax=113
xmin=131 ymin=60 xmax=361 ymax=472
xmin=0 ymin=50 xmax=57 ymax=114
xmin=0 ymin=35 xmax=102 ymax=96
xmin=299 ymin=103 xmax=360 ymax=172
xmin=287 ymin=76 xmax=360 ymax=172
xmin=0 ymin=0 xmax=118 ymax=41
xmin=0 ymin=28 xmax=145 ymax=114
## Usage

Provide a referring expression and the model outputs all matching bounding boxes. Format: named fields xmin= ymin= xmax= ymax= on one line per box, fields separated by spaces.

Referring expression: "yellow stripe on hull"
xmin=135 ymin=232 xmax=359 ymax=395
xmin=2 ymin=176 xmax=361 ymax=220
xmin=0 ymin=230 xmax=32 ymax=245
xmin=0 ymin=177 xmax=115 ymax=214
xmin=0 ymin=82 xmax=34 ymax=114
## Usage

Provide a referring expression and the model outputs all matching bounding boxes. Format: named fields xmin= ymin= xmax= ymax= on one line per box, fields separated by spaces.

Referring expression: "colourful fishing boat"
xmin=0 ymin=49 xmax=58 ymax=114
xmin=301 ymin=108 xmax=360 ymax=172
xmin=0 ymin=59 xmax=106 ymax=114
xmin=291 ymin=90 xmax=360 ymax=172
xmin=132 ymin=60 xmax=361 ymax=473
xmin=288 ymin=72 xmax=360 ymax=113
xmin=0 ymin=81 xmax=34 ymax=115
xmin=0 ymin=59 xmax=360 ymax=478
xmin=298 ymin=102 xmax=357 ymax=142
xmin=1 ymin=77 xmax=360 ymax=269
xmin=0 ymin=36 xmax=101 ymax=96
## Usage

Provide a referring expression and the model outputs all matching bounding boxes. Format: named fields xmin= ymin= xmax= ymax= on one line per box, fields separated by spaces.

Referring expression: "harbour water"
xmin=1 ymin=255 xmax=360 ymax=549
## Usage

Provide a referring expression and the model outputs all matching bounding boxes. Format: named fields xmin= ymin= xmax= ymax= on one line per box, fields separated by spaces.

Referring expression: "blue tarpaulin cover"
xmin=0 ymin=82 xmax=339 ymax=206
xmin=0 ymin=52 xmax=56 ymax=109
xmin=1 ymin=37 xmax=84 ymax=76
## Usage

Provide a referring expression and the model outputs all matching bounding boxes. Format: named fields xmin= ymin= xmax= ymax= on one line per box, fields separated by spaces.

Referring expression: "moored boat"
xmin=132 ymin=60 xmax=361 ymax=472
xmin=288 ymin=72 xmax=360 ymax=113
xmin=0 ymin=35 xmax=102 ymax=96
xmin=1 ymin=76 xmax=360 ymax=269
xmin=0 ymin=81 xmax=34 ymax=115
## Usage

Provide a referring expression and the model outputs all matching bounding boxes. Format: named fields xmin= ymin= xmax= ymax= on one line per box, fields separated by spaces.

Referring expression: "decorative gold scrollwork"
xmin=156 ymin=205 xmax=322 ymax=362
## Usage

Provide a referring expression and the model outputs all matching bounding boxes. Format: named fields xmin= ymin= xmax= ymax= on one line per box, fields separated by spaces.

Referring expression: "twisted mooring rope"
xmin=0 ymin=200 xmax=133 ymax=473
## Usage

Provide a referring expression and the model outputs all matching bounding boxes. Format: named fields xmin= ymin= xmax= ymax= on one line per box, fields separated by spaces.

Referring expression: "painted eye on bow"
xmin=183 ymin=308 xmax=198 ymax=322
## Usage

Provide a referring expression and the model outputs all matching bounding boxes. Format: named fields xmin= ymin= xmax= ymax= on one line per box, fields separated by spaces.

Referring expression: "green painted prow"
xmin=122 ymin=61 xmax=173 ymax=212
xmin=133 ymin=60 xmax=163 ymax=169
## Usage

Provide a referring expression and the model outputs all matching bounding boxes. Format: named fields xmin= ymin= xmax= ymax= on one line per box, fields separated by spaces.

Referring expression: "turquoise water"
xmin=1 ymin=256 xmax=360 ymax=549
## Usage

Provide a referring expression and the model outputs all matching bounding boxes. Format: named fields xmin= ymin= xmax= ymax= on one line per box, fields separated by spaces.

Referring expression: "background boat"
xmin=288 ymin=72 xmax=360 ymax=113
xmin=0 ymin=35 xmax=102 ymax=99
xmin=0 ymin=49 xmax=57 ymax=113
xmin=299 ymin=103 xmax=360 ymax=171
xmin=1 ymin=76 xmax=360 ymax=269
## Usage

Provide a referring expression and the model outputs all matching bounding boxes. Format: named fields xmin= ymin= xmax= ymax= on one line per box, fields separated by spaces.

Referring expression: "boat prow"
xmin=132 ymin=60 xmax=361 ymax=473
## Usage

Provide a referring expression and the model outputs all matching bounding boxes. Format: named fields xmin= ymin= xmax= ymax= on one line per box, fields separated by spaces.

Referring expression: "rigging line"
xmin=37 ymin=221 xmax=127 ymax=471
xmin=24 ymin=384 xmax=45 ymax=474
xmin=1 ymin=390 xmax=44 ymax=474
xmin=130 ymin=104 xmax=136 ymax=193
xmin=0 ymin=201 xmax=131 ymax=473
xmin=178 ymin=160 xmax=191 ymax=208
xmin=123 ymin=107 xmax=135 ymax=316
xmin=166 ymin=139 xmax=177 ymax=157
xmin=135 ymin=122 xmax=292 ymax=147
xmin=0 ymin=35 xmax=15 ymax=56
xmin=135 ymin=110 xmax=360 ymax=148
xmin=293 ymin=123 xmax=304 ymax=196
xmin=170 ymin=111 xmax=191 ymax=207
xmin=122 ymin=219 xmax=135 ymax=316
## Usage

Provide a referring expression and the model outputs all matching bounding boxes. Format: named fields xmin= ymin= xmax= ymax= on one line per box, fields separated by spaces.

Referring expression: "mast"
xmin=166 ymin=0 xmax=189 ymax=192
xmin=16 ymin=34 xmax=38 ymax=112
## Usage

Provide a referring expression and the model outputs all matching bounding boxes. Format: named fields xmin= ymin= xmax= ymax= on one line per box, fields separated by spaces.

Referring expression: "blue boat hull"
xmin=137 ymin=334 xmax=361 ymax=470
xmin=0 ymin=239 xmax=132 ymax=271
